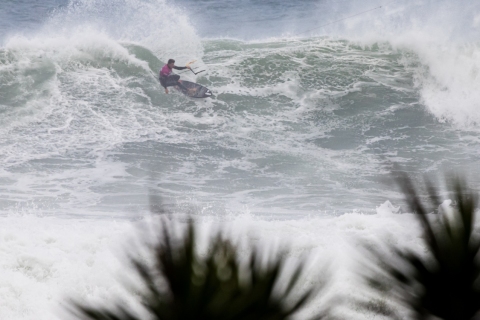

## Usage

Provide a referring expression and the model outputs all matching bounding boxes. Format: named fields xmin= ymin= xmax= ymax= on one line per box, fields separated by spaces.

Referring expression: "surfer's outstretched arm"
xmin=173 ymin=66 xmax=191 ymax=71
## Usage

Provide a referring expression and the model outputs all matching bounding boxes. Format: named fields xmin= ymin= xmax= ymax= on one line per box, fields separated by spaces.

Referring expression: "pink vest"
xmin=160 ymin=64 xmax=172 ymax=77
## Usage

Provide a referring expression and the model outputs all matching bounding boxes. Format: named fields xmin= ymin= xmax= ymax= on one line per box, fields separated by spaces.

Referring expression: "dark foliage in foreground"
xmin=364 ymin=176 xmax=480 ymax=320
xmin=66 ymin=174 xmax=480 ymax=319
xmin=68 ymin=220 xmax=326 ymax=320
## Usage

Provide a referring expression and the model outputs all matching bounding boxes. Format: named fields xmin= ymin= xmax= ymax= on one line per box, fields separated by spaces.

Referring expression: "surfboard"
xmin=175 ymin=80 xmax=213 ymax=98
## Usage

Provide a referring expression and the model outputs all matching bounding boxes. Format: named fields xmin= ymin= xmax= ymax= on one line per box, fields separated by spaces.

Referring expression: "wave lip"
xmin=413 ymin=43 xmax=480 ymax=128
xmin=42 ymin=0 xmax=203 ymax=61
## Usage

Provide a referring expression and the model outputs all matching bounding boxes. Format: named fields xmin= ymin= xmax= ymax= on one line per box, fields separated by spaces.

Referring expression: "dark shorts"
xmin=160 ymin=74 xmax=180 ymax=88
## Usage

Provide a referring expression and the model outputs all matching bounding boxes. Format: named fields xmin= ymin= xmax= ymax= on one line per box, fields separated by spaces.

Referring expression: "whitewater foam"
xmin=0 ymin=211 xmax=428 ymax=319
xmin=45 ymin=0 xmax=203 ymax=61
xmin=412 ymin=43 xmax=480 ymax=128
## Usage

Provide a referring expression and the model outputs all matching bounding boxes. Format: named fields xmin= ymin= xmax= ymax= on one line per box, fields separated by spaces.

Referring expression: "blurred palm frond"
xmin=363 ymin=174 xmax=480 ymax=320
xmin=69 ymin=219 xmax=327 ymax=320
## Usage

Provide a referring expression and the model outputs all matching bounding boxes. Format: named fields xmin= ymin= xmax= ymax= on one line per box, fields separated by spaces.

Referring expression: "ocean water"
xmin=1 ymin=0 xmax=480 ymax=318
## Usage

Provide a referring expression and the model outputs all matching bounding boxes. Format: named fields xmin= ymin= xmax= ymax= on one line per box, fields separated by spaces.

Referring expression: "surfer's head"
xmin=168 ymin=59 xmax=175 ymax=68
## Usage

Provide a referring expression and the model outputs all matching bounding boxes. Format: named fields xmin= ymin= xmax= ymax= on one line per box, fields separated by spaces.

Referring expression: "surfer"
xmin=159 ymin=59 xmax=191 ymax=94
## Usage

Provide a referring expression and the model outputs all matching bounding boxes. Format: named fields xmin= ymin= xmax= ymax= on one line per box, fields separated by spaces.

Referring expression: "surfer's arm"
xmin=173 ymin=66 xmax=191 ymax=70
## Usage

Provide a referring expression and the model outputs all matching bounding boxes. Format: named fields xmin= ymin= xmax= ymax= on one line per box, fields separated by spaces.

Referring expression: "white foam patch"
xmin=44 ymin=0 xmax=203 ymax=62
xmin=0 ymin=212 xmax=427 ymax=319
xmin=0 ymin=216 xmax=131 ymax=319
xmin=376 ymin=200 xmax=400 ymax=215
xmin=413 ymin=44 xmax=480 ymax=128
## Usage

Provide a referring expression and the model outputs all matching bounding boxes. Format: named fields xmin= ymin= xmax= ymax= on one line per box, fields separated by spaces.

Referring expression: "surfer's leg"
xmin=164 ymin=75 xmax=187 ymax=91
xmin=159 ymin=77 xmax=166 ymax=87
xmin=167 ymin=75 xmax=187 ymax=90
xmin=159 ymin=77 xmax=169 ymax=93
xmin=165 ymin=75 xmax=180 ymax=87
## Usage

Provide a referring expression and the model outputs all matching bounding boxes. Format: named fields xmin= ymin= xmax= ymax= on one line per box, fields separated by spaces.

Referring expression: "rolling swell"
xmin=1 ymin=0 xmax=479 ymax=218
xmin=2 ymin=31 xmax=479 ymax=217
